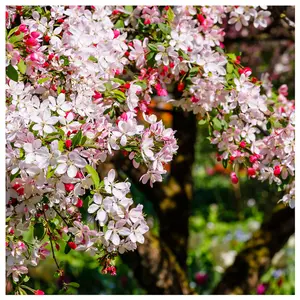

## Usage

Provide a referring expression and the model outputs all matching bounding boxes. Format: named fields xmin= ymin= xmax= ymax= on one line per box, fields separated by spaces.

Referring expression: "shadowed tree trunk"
xmin=213 ymin=205 xmax=295 ymax=295
xmin=122 ymin=232 xmax=196 ymax=294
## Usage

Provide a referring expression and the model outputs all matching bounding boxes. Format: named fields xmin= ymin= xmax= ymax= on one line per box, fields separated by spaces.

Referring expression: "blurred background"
xmin=21 ymin=6 xmax=295 ymax=295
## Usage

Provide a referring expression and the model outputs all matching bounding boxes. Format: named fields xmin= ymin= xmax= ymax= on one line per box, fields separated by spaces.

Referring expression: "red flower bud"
xmin=64 ymin=183 xmax=75 ymax=192
xmin=197 ymin=14 xmax=205 ymax=24
xmin=144 ymin=19 xmax=151 ymax=25
xmin=44 ymin=35 xmax=50 ymax=43
xmin=247 ymin=167 xmax=256 ymax=177
xmin=75 ymin=171 xmax=84 ymax=179
xmin=34 ymin=290 xmax=45 ymax=295
xmin=68 ymin=241 xmax=77 ymax=249
xmin=57 ymin=18 xmax=64 ymax=24
xmin=65 ymin=139 xmax=72 ymax=149
xmin=177 ymin=82 xmax=185 ymax=92
xmin=75 ymin=199 xmax=83 ymax=208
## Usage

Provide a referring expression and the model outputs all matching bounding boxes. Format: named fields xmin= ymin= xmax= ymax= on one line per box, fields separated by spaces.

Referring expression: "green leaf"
xmin=212 ymin=117 xmax=222 ymax=131
xmin=167 ymin=7 xmax=175 ymax=23
xmin=103 ymin=107 xmax=112 ymax=115
xmin=80 ymin=136 xmax=87 ymax=146
xmin=148 ymin=44 xmax=157 ymax=52
xmin=64 ymin=243 xmax=71 ymax=255
xmin=222 ymin=159 xmax=228 ymax=169
xmin=58 ymin=140 xmax=65 ymax=152
xmin=146 ymin=51 xmax=156 ymax=62
xmin=10 ymin=170 xmax=20 ymax=182
xmin=226 ymin=63 xmax=233 ymax=74
xmin=85 ymin=165 xmax=100 ymax=188
xmin=198 ymin=119 xmax=207 ymax=125
xmin=6 ymin=64 xmax=18 ymax=82
xmin=71 ymin=130 xmax=82 ymax=148
xmin=189 ymin=66 xmax=200 ymax=77
xmin=227 ymin=53 xmax=237 ymax=61
xmin=135 ymin=81 xmax=147 ymax=90
xmin=47 ymin=166 xmax=55 ymax=179
xmin=34 ymin=222 xmax=45 ymax=240
xmin=124 ymin=6 xmax=133 ymax=13
xmin=7 ymin=26 xmax=20 ymax=38
xmin=23 ymin=275 xmax=30 ymax=283
xmin=38 ymin=77 xmax=51 ymax=84
xmin=17 ymin=59 xmax=26 ymax=74
xmin=88 ymin=55 xmax=98 ymax=63
xmin=19 ymin=148 xmax=25 ymax=159
xmin=9 ymin=32 xmax=24 ymax=44
xmin=111 ymin=78 xmax=125 ymax=85
xmin=112 ymin=90 xmax=126 ymax=102
xmin=115 ymin=19 xmax=125 ymax=29
xmin=178 ymin=49 xmax=190 ymax=60
xmin=68 ymin=282 xmax=80 ymax=288
xmin=158 ymin=23 xmax=171 ymax=35
xmin=60 ymin=55 xmax=69 ymax=66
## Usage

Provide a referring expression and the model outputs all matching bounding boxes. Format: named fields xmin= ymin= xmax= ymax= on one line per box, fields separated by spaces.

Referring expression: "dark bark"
xmin=213 ymin=205 xmax=295 ymax=295
xmin=122 ymin=232 xmax=196 ymax=295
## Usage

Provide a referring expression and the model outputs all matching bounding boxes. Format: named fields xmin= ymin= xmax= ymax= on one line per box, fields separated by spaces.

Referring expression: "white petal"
xmin=97 ymin=209 xmax=107 ymax=223
xmin=55 ymin=163 xmax=68 ymax=174
xmin=93 ymin=193 xmax=103 ymax=205
xmin=118 ymin=227 xmax=131 ymax=236
xmin=44 ymin=124 xmax=54 ymax=134
xmin=111 ymin=232 xmax=120 ymax=246
xmin=107 ymin=169 xmax=115 ymax=183
xmin=67 ymin=165 xmax=77 ymax=178
xmin=88 ymin=204 xmax=100 ymax=214
xmin=129 ymin=232 xmax=137 ymax=243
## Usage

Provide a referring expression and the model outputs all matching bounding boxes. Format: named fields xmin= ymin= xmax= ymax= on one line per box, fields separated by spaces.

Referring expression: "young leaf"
xmin=115 ymin=20 xmax=125 ymax=29
xmin=85 ymin=165 xmax=100 ymax=188
xmin=124 ymin=6 xmax=133 ymax=13
xmin=71 ymin=130 xmax=82 ymax=148
xmin=38 ymin=77 xmax=51 ymax=84
xmin=17 ymin=59 xmax=26 ymax=74
xmin=212 ymin=117 xmax=222 ymax=131
xmin=167 ymin=7 xmax=175 ymax=23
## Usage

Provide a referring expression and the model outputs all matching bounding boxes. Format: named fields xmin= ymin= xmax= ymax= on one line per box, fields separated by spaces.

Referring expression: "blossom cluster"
xmin=5 ymin=5 xmax=294 ymax=293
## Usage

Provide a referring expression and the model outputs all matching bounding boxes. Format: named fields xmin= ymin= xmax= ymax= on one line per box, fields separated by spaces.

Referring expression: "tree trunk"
xmin=213 ymin=205 xmax=295 ymax=295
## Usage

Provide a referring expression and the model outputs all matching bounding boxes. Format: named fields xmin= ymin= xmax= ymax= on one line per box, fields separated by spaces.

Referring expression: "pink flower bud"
xmin=273 ymin=165 xmax=281 ymax=176
xmin=230 ymin=172 xmax=239 ymax=184
xmin=239 ymin=141 xmax=246 ymax=148
xmin=34 ymin=290 xmax=45 ymax=295
xmin=25 ymin=37 xmax=38 ymax=47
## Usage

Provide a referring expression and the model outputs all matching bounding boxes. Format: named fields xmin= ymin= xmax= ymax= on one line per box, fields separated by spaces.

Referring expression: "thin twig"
xmin=43 ymin=210 xmax=60 ymax=270
xmin=52 ymin=206 xmax=71 ymax=227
